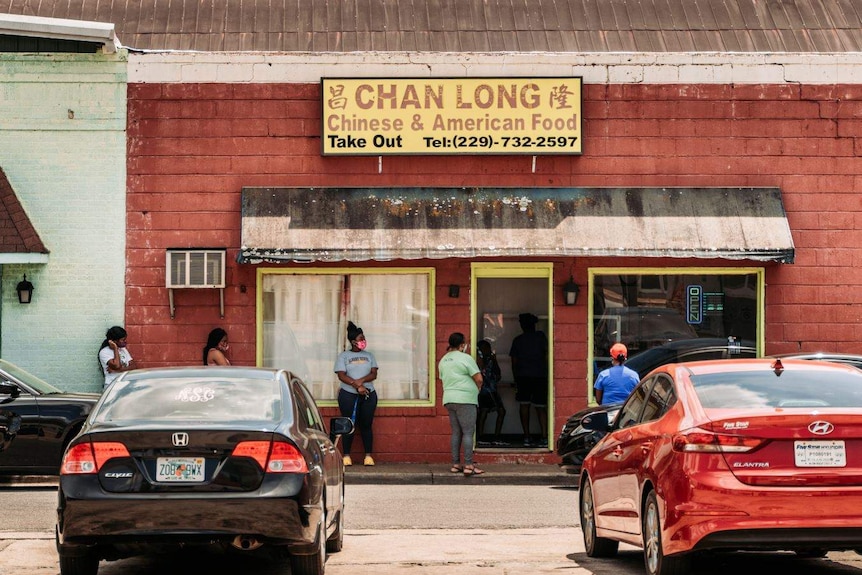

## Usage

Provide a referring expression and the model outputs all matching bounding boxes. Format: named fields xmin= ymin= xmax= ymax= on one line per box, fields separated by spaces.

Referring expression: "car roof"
xmin=663 ymin=357 xmax=862 ymax=376
xmin=772 ymin=352 xmax=862 ymax=363
xmin=119 ymin=366 xmax=290 ymax=380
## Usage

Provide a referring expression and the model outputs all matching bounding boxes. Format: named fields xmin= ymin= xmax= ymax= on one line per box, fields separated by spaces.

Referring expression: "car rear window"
xmin=691 ymin=369 xmax=862 ymax=409
xmin=94 ymin=376 xmax=284 ymax=423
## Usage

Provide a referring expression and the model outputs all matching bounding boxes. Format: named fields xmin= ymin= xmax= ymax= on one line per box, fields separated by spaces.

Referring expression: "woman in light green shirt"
xmin=438 ymin=332 xmax=485 ymax=476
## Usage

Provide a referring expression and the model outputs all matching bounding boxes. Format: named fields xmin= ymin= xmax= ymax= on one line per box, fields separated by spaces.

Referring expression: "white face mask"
xmin=460 ymin=344 xmax=469 ymax=353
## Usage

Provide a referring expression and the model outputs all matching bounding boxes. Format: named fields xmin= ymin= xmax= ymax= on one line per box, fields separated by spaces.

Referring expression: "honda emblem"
xmin=808 ymin=421 xmax=834 ymax=436
xmin=172 ymin=432 xmax=190 ymax=447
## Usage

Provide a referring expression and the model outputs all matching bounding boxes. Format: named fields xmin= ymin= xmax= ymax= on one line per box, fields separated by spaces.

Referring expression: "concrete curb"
xmin=345 ymin=464 xmax=576 ymax=486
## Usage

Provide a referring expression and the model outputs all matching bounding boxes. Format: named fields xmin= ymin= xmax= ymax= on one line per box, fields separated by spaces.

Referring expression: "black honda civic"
xmin=56 ymin=366 xmax=353 ymax=575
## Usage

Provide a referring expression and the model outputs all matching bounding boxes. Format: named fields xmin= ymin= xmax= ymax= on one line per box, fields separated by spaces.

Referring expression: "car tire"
xmin=290 ymin=509 xmax=326 ymax=575
xmin=794 ymin=548 xmax=828 ymax=558
xmin=642 ymin=490 xmax=689 ymax=575
xmin=326 ymin=485 xmax=345 ymax=553
xmin=58 ymin=552 xmax=99 ymax=575
xmin=579 ymin=476 xmax=618 ymax=557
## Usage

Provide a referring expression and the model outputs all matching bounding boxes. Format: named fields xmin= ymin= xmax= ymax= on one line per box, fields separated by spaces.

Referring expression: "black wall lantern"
xmin=16 ymin=274 xmax=33 ymax=304
xmin=448 ymin=284 xmax=460 ymax=298
xmin=563 ymin=276 xmax=580 ymax=306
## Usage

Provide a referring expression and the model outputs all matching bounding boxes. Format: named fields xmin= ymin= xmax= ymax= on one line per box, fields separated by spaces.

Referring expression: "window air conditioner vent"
xmin=166 ymin=249 xmax=226 ymax=289
xmin=165 ymin=249 xmax=227 ymax=319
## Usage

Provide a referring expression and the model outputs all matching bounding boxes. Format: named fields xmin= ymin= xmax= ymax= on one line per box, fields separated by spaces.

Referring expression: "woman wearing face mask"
xmin=334 ymin=321 xmax=379 ymax=466
xmin=438 ymin=332 xmax=485 ymax=476
xmin=98 ymin=325 xmax=134 ymax=389
xmin=203 ymin=327 xmax=231 ymax=366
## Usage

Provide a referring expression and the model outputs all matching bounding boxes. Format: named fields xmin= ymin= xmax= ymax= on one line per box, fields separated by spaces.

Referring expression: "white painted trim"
xmin=0 ymin=13 xmax=118 ymax=53
xmin=129 ymin=51 xmax=862 ymax=84
xmin=0 ymin=254 xmax=49 ymax=264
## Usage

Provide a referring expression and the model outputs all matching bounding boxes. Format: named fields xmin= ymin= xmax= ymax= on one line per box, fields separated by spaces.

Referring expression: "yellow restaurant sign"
xmin=321 ymin=77 xmax=582 ymax=156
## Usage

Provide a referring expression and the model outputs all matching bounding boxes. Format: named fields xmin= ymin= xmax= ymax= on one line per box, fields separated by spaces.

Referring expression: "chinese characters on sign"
xmin=321 ymin=77 xmax=583 ymax=155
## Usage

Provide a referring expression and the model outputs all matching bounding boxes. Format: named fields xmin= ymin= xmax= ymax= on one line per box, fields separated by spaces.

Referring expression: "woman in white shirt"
xmin=98 ymin=325 xmax=133 ymax=389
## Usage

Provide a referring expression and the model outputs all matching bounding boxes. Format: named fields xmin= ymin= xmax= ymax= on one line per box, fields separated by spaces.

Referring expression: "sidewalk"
xmin=0 ymin=463 xmax=575 ymax=488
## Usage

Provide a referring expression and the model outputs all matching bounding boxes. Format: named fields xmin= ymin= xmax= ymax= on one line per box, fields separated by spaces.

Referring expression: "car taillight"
xmin=672 ymin=428 xmax=767 ymax=453
xmin=267 ymin=441 xmax=308 ymax=473
xmin=232 ymin=440 xmax=308 ymax=473
xmin=61 ymin=441 xmax=130 ymax=474
xmin=232 ymin=441 xmax=270 ymax=469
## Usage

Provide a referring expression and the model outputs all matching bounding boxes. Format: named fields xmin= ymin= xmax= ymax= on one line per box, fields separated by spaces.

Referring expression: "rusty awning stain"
xmin=238 ymin=187 xmax=794 ymax=264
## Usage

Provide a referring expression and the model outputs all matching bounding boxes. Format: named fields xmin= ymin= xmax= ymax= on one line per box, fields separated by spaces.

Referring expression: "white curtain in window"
xmin=262 ymin=273 xmax=429 ymax=401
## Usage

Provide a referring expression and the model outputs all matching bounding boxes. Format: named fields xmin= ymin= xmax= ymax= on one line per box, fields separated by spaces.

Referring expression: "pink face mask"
xmin=356 ymin=340 xmax=367 ymax=351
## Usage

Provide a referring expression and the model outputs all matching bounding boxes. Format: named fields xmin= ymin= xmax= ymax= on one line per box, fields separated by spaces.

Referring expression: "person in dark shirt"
xmin=477 ymin=339 xmax=506 ymax=443
xmin=509 ymin=313 xmax=548 ymax=447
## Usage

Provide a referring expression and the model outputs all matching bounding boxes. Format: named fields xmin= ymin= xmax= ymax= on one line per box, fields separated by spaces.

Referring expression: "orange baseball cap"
xmin=609 ymin=343 xmax=628 ymax=359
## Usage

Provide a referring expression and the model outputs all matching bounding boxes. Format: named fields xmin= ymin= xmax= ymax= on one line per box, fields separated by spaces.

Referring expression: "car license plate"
xmin=794 ymin=440 xmax=846 ymax=467
xmin=156 ymin=457 xmax=206 ymax=482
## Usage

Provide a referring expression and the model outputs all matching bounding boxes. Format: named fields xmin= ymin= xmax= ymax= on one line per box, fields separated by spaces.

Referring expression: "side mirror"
xmin=0 ymin=382 xmax=19 ymax=399
xmin=580 ymin=410 xmax=610 ymax=432
xmin=330 ymin=416 xmax=355 ymax=437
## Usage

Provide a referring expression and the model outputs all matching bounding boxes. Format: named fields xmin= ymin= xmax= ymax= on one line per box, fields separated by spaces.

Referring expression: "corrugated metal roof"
xmin=1 ymin=0 xmax=860 ymax=53
xmin=239 ymin=187 xmax=795 ymax=263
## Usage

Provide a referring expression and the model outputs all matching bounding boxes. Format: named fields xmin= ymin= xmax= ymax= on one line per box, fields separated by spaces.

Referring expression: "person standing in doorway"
xmin=594 ymin=342 xmax=639 ymax=405
xmin=438 ymin=332 xmax=485 ymax=476
xmin=509 ymin=313 xmax=548 ymax=447
xmin=334 ymin=321 xmax=378 ymax=466
xmin=476 ymin=339 xmax=506 ymax=444
xmin=98 ymin=326 xmax=133 ymax=389
xmin=203 ymin=327 xmax=231 ymax=366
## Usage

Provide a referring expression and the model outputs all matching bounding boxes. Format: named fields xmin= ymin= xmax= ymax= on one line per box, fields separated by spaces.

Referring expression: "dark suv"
xmin=594 ymin=306 xmax=698 ymax=364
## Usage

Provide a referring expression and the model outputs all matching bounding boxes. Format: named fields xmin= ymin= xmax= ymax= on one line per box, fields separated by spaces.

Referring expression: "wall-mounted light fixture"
xmin=563 ymin=275 xmax=580 ymax=306
xmin=16 ymin=274 xmax=33 ymax=304
xmin=448 ymin=284 xmax=460 ymax=298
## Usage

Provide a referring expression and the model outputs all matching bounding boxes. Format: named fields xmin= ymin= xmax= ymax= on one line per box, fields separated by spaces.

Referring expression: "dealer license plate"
xmin=794 ymin=440 xmax=846 ymax=468
xmin=156 ymin=457 xmax=206 ymax=482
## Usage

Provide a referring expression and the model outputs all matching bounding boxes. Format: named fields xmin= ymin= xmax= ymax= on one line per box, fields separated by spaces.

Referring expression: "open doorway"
xmin=471 ymin=263 xmax=553 ymax=451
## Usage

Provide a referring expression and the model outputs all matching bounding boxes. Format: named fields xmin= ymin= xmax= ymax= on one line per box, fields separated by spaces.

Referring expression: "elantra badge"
xmin=808 ymin=421 xmax=834 ymax=435
xmin=172 ymin=432 xmax=190 ymax=447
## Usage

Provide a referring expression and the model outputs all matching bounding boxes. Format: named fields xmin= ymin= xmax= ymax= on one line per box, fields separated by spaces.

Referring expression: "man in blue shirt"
xmin=594 ymin=343 xmax=640 ymax=405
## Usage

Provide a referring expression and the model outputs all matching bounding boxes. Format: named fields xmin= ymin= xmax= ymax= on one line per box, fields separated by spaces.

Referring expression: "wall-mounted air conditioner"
xmin=166 ymin=249 xmax=226 ymax=318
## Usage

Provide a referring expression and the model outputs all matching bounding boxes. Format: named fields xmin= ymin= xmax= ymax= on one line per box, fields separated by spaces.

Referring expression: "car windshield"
xmin=692 ymin=369 xmax=862 ymax=409
xmin=94 ymin=374 xmax=284 ymax=423
xmin=0 ymin=359 xmax=62 ymax=394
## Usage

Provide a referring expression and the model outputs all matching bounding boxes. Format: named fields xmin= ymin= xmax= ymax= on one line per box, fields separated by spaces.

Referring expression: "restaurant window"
xmin=591 ymin=269 xmax=762 ymax=380
xmin=260 ymin=269 xmax=432 ymax=404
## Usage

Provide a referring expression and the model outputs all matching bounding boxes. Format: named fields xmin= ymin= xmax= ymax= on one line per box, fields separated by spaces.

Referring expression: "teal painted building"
xmin=0 ymin=16 xmax=127 ymax=390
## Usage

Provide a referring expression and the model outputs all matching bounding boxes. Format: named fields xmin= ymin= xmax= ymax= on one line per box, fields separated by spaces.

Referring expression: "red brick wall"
xmin=127 ymin=82 xmax=862 ymax=463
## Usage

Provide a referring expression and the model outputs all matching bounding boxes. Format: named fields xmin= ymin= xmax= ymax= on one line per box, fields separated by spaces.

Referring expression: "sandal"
xmin=463 ymin=466 xmax=485 ymax=476
xmin=450 ymin=465 xmax=463 ymax=473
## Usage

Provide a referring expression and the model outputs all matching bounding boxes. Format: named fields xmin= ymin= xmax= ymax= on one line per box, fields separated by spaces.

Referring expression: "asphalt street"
xmin=3 ymin=484 xmax=862 ymax=574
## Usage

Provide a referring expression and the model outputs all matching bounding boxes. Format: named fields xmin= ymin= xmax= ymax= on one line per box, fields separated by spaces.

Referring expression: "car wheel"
xmin=580 ymin=476 xmax=618 ymax=557
xmin=643 ymin=490 xmax=689 ymax=575
xmin=795 ymin=548 xmax=828 ymax=558
xmin=58 ymin=550 xmax=98 ymax=575
xmin=290 ymin=508 xmax=326 ymax=575
xmin=326 ymin=485 xmax=345 ymax=553
xmin=56 ymin=526 xmax=99 ymax=575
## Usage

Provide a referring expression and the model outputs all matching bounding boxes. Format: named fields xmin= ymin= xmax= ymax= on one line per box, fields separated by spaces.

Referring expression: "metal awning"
xmin=239 ymin=187 xmax=795 ymax=264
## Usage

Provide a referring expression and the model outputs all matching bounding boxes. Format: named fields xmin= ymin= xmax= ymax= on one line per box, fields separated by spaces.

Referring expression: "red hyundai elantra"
xmin=579 ymin=358 xmax=862 ymax=575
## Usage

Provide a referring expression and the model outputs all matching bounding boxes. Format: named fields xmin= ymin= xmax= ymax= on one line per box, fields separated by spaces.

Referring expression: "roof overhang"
xmin=0 ymin=13 xmax=119 ymax=53
xmin=239 ymin=187 xmax=795 ymax=264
